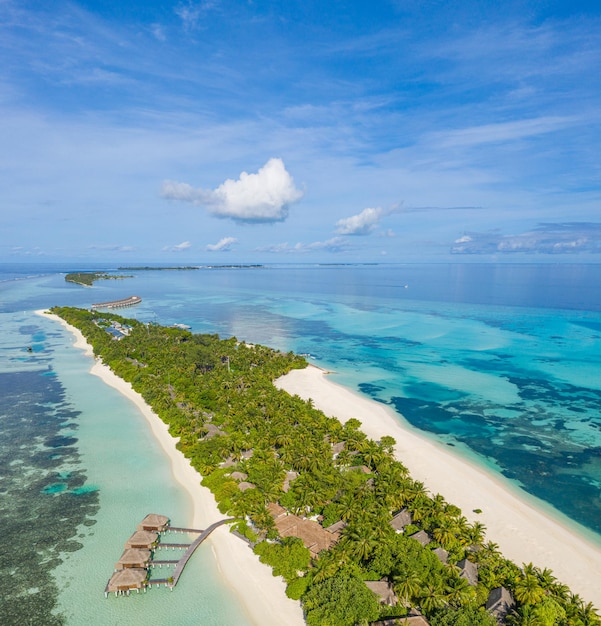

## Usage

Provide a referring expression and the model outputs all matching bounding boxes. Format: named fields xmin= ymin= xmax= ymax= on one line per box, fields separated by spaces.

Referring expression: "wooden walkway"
xmin=105 ymin=516 xmax=234 ymax=595
xmin=161 ymin=518 xmax=235 ymax=588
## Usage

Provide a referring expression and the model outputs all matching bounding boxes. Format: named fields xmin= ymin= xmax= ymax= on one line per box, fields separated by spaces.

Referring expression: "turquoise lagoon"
xmin=1 ymin=263 xmax=601 ymax=623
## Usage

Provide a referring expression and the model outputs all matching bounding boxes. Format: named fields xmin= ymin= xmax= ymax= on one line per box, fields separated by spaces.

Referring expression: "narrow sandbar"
xmin=275 ymin=365 xmax=601 ymax=607
xmin=39 ymin=311 xmax=305 ymax=626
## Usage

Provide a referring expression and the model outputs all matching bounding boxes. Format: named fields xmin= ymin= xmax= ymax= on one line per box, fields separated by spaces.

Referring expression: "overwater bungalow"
xmin=137 ymin=513 xmax=169 ymax=532
xmin=105 ymin=568 xmax=148 ymax=595
xmin=125 ymin=529 xmax=158 ymax=550
xmin=116 ymin=548 xmax=151 ymax=569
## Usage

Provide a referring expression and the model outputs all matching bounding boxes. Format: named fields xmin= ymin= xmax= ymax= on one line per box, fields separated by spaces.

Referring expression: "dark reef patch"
xmin=0 ymin=369 xmax=99 ymax=625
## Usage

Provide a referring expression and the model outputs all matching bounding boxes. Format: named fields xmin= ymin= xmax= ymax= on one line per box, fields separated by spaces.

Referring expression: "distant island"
xmin=117 ymin=266 xmax=201 ymax=271
xmin=65 ymin=272 xmax=133 ymax=287
xmin=50 ymin=306 xmax=600 ymax=626
xmin=117 ymin=265 xmax=264 ymax=271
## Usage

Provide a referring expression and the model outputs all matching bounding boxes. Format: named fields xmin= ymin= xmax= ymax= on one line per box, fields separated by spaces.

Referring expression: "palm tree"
xmin=393 ymin=572 xmax=422 ymax=607
xmin=445 ymin=576 xmax=476 ymax=606
xmin=419 ymin=583 xmax=447 ymax=613
xmin=514 ymin=573 xmax=546 ymax=605
xmin=342 ymin=524 xmax=378 ymax=562
xmin=577 ymin=601 xmax=601 ymax=625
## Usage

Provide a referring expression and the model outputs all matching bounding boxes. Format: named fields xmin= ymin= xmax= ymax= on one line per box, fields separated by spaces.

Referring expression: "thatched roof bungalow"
xmin=365 ymin=579 xmax=398 ymax=606
xmin=372 ymin=614 xmax=430 ymax=626
xmin=390 ymin=508 xmax=412 ymax=532
xmin=457 ymin=558 xmax=478 ymax=586
xmin=432 ymin=547 xmax=449 ymax=564
xmin=267 ymin=504 xmax=340 ymax=558
xmin=325 ymin=520 xmax=347 ymax=534
xmin=125 ymin=530 xmax=158 ymax=549
xmin=408 ymin=530 xmax=431 ymax=546
xmin=229 ymin=471 xmax=248 ymax=481
xmin=116 ymin=548 xmax=151 ymax=570
xmin=137 ymin=513 xmax=169 ymax=532
xmin=238 ymin=481 xmax=256 ymax=492
xmin=106 ymin=568 xmax=148 ymax=594
xmin=486 ymin=586 xmax=515 ymax=623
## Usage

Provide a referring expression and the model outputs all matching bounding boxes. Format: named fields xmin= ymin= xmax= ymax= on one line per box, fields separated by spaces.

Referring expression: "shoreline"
xmin=275 ymin=364 xmax=601 ymax=608
xmin=38 ymin=311 xmax=305 ymax=626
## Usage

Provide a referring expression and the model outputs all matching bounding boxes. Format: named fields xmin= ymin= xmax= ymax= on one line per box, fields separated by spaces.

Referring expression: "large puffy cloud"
xmin=206 ymin=237 xmax=238 ymax=252
xmin=335 ymin=207 xmax=383 ymax=235
xmin=162 ymin=158 xmax=304 ymax=223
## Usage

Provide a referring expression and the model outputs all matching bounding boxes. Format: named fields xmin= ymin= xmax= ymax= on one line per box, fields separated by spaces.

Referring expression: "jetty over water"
xmin=91 ymin=295 xmax=141 ymax=309
xmin=105 ymin=514 xmax=234 ymax=597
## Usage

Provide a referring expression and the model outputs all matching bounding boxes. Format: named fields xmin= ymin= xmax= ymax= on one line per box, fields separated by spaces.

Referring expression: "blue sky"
xmin=1 ymin=0 xmax=600 ymax=263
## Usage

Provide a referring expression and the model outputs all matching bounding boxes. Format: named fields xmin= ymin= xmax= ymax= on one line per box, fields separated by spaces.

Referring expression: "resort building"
xmin=267 ymin=503 xmax=342 ymax=558
xmin=432 ymin=547 xmax=449 ymax=564
xmin=457 ymin=558 xmax=479 ymax=586
xmin=105 ymin=568 xmax=148 ymax=595
xmin=408 ymin=530 xmax=431 ymax=547
xmin=365 ymin=579 xmax=398 ymax=606
xmin=125 ymin=530 xmax=158 ymax=550
xmin=486 ymin=586 xmax=516 ymax=624
xmin=137 ymin=514 xmax=169 ymax=532
xmin=115 ymin=548 xmax=151 ymax=570
xmin=390 ymin=508 xmax=412 ymax=532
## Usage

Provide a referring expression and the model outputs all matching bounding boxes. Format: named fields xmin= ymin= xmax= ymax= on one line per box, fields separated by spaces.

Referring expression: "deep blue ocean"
xmin=1 ymin=262 xmax=601 ymax=623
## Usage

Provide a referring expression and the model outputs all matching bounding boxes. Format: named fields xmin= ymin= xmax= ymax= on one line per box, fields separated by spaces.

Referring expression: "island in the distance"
xmin=65 ymin=272 xmax=133 ymax=287
xmin=50 ymin=306 xmax=601 ymax=626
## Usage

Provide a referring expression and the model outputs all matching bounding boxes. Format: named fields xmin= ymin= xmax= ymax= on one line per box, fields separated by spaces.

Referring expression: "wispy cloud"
xmin=451 ymin=223 xmax=601 ymax=255
xmin=163 ymin=241 xmax=192 ymax=252
xmin=88 ymin=244 xmax=136 ymax=252
xmin=432 ymin=116 xmax=577 ymax=149
xmin=162 ymin=158 xmax=304 ymax=223
xmin=258 ymin=237 xmax=349 ymax=254
xmin=206 ymin=236 xmax=237 ymax=252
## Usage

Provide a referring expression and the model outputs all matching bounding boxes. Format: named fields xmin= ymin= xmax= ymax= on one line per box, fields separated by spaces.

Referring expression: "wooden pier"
xmin=105 ymin=514 xmax=234 ymax=596
xmin=92 ymin=295 xmax=141 ymax=310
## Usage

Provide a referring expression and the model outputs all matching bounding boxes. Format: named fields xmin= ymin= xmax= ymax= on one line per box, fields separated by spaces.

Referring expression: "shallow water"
xmin=2 ymin=262 xmax=601 ymax=622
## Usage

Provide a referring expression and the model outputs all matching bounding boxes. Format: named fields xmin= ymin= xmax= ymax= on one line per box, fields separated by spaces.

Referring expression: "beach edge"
xmin=275 ymin=364 xmax=601 ymax=608
xmin=37 ymin=310 xmax=305 ymax=626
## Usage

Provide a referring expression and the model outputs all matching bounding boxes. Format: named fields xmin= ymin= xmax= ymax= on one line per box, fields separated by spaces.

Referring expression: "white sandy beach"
xmin=275 ymin=365 xmax=601 ymax=608
xmin=40 ymin=311 xmax=305 ymax=626
xmin=41 ymin=308 xmax=601 ymax=613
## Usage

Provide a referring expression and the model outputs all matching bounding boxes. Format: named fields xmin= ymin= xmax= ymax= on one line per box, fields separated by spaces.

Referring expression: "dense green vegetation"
xmin=51 ymin=306 xmax=600 ymax=626
xmin=64 ymin=272 xmax=132 ymax=286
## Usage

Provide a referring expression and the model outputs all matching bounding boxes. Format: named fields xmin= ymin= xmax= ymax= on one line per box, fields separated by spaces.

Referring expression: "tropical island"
xmin=49 ymin=306 xmax=601 ymax=626
xmin=65 ymin=272 xmax=133 ymax=287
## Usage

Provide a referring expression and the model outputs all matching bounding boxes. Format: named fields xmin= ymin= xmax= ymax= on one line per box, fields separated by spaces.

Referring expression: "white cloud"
xmin=335 ymin=207 xmax=383 ymax=235
xmin=163 ymin=240 xmax=192 ymax=252
xmin=258 ymin=237 xmax=348 ymax=254
xmin=206 ymin=236 xmax=237 ymax=251
xmin=161 ymin=158 xmax=304 ymax=223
